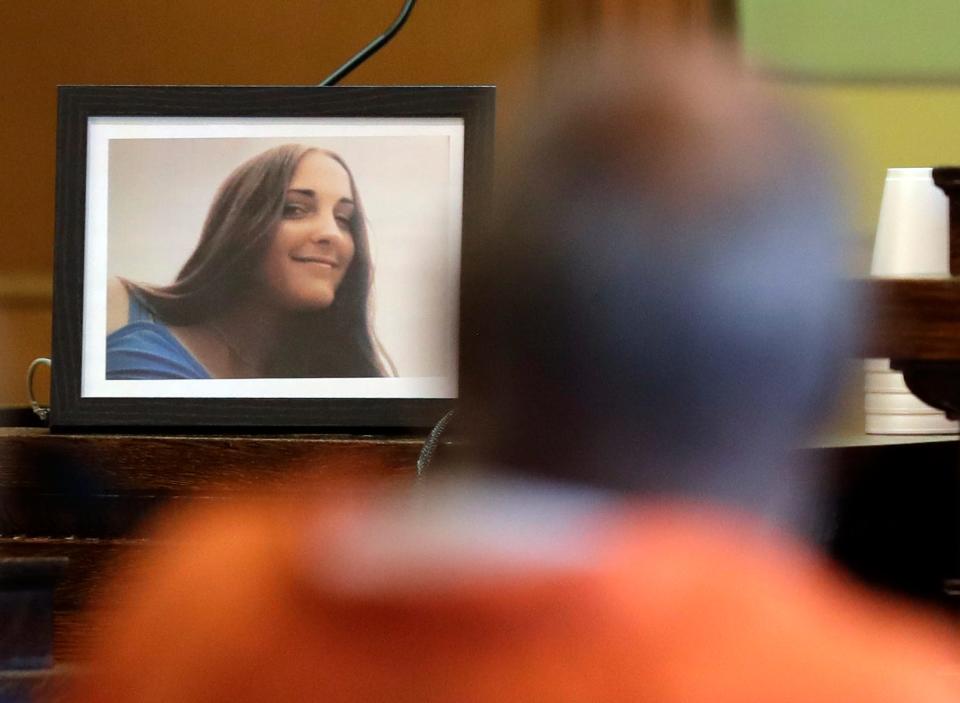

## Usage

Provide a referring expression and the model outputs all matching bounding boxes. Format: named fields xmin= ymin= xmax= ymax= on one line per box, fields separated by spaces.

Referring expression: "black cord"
xmin=319 ymin=0 xmax=419 ymax=86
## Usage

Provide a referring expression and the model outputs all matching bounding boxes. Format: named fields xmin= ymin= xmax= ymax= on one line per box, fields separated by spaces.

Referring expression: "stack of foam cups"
xmin=866 ymin=167 xmax=958 ymax=434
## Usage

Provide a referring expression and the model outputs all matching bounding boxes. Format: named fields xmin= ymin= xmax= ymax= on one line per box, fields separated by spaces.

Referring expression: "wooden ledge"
xmin=0 ymin=428 xmax=423 ymax=493
xmin=857 ymin=278 xmax=960 ymax=359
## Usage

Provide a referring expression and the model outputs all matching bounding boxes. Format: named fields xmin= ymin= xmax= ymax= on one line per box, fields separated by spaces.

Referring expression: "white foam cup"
xmin=866 ymin=413 xmax=959 ymax=435
xmin=863 ymin=358 xmax=892 ymax=372
xmin=871 ymin=168 xmax=949 ymax=277
xmin=864 ymin=370 xmax=912 ymax=394
xmin=865 ymin=392 xmax=944 ymax=415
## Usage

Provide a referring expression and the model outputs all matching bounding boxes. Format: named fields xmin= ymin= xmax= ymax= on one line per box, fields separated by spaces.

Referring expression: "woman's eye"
xmin=336 ymin=215 xmax=353 ymax=230
xmin=282 ymin=203 xmax=308 ymax=218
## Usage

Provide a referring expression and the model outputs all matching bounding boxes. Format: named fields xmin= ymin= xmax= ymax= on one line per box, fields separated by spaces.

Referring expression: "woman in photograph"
xmin=106 ymin=144 xmax=390 ymax=380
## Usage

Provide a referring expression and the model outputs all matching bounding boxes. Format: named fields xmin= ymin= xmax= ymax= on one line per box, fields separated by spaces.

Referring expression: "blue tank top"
xmin=105 ymin=294 xmax=211 ymax=380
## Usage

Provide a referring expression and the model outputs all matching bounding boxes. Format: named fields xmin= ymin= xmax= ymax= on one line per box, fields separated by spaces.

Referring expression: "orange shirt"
xmin=68 ymin=485 xmax=960 ymax=702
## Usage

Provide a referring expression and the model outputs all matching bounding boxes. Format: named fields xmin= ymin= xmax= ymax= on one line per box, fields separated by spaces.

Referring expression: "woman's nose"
xmin=309 ymin=209 xmax=343 ymax=243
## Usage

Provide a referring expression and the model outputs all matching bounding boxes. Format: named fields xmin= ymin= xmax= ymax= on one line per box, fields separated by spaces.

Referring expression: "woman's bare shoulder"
xmin=107 ymin=278 xmax=131 ymax=334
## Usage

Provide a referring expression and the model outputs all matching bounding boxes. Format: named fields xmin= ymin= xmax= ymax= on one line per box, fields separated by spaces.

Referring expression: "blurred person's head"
xmin=458 ymin=36 xmax=854 ymax=515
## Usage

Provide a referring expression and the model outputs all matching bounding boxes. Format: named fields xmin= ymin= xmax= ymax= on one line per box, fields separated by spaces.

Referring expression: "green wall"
xmin=739 ymin=0 xmax=960 ymax=78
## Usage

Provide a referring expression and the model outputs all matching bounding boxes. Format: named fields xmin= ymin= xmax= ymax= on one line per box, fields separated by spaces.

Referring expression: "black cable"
xmin=416 ymin=409 xmax=454 ymax=480
xmin=319 ymin=0 xmax=419 ymax=86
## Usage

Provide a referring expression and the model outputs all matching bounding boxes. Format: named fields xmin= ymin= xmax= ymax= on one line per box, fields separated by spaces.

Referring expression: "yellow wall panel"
xmin=775 ymin=82 xmax=960 ymax=253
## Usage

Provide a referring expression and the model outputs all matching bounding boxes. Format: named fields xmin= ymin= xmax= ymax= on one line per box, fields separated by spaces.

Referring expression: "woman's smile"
xmin=291 ymin=253 xmax=339 ymax=268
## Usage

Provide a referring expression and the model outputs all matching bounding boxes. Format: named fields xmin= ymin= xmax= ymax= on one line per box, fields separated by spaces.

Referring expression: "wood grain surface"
xmin=856 ymin=278 xmax=960 ymax=359
xmin=0 ymin=428 xmax=421 ymax=493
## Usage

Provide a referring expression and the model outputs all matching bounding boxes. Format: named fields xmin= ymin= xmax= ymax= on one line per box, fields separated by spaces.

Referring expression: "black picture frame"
xmin=50 ymin=85 xmax=494 ymax=432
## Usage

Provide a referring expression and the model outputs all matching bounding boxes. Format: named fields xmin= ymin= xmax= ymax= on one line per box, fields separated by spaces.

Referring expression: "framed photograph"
xmin=50 ymin=86 xmax=494 ymax=431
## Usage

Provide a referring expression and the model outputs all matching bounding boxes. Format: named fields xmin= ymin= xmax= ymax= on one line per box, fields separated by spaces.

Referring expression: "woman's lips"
xmin=291 ymin=254 xmax=337 ymax=268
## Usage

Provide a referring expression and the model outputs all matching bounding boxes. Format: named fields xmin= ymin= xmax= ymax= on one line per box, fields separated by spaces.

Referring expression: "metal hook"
xmin=26 ymin=357 xmax=51 ymax=423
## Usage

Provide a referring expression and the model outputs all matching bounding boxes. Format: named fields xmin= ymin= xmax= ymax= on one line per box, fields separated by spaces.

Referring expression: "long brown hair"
xmin=125 ymin=143 xmax=387 ymax=378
